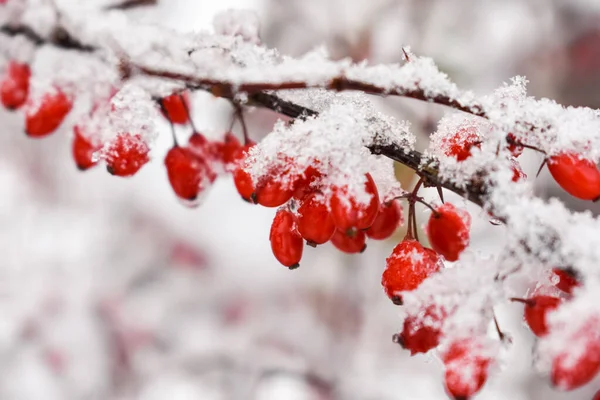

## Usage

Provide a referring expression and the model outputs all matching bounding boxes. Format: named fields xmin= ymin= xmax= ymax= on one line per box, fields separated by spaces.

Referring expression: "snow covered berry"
xmin=511 ymin=158 xmax=527 ymax=182
xmin=254 ymin=174 xmax=294 ymax=208
xmin=426 ymin=203 xmax=471 ymax=262
xmin=292 ymin=165 xmax=323 ymax=200
xmin=104 ymin=133 xmax=150 ymax=177
xmin=382 ymin=239 xmax=442 ymax=304
xmin=269 ymin=208 xmax=303 ymax=268
xmin=165 ymin=146 xmax=215 ymax=201
xmin=395 ymin=305 xmax=445 ymax=355
xmin=547 ymin=152 xmax=600 ymax=200
xmin=442 ymin=126 xmax=481 ymax=161
xmin=513 ymin=296 xmax=562 ymax=337
xmin=296 ymin=192 xmax=336 ymax=245
xmin=507 ymin=133 xmax=524 ymax=158
xmin=330 ymin=228 xmax=366 ymax=254
xmin=25 ymin=88 xmax=73 ymax=137
xmin=550 ymin=318 xmax=600 ymax=390
xmin=1 ymin=61 xmax=30 ymax=110
xmin=443 ymin=338 xmax=492 ymax=400
xmin=159 ymin=92 xmax=190 ymax=124
xmin=552 ymin=267 xmax=580 ymax=295
xmin=72 ymin=125 xmax=101 ymax=170
xmin=329 ymin=173 xmax=379 ymax=234
xmin=366 ymin=199 xmax=404 ymax=240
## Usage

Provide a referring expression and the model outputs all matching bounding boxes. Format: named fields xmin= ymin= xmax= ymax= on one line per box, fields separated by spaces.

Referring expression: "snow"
xmin=1 ymin=1 xmax=600 ymax=399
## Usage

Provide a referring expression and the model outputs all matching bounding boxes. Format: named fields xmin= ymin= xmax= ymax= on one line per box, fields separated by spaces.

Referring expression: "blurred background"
xmin=0 ymin=0 xmax=599 ymax=399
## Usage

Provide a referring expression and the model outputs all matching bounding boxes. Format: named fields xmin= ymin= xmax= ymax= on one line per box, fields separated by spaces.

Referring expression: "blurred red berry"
xmin=1 ymin=61 xmax=30 ymax=110
xmin=443 ymin=338 xmax=491 ymax=400
xmin=551 ymin=318 xmax=600 ymax=390
xmin=514 ymin=296 xmax=562 ymax=337
xmin=25 ymin=88 xmax=73 ymax=137
xmin=160 ymin=92 xmax=190 ymax=124
xmin=72 ymin=125 xmax=101 ymax=170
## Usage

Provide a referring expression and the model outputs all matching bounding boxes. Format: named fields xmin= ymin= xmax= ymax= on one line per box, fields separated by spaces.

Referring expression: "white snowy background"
xmin=0 ymin=0 xmax=599 ymax=399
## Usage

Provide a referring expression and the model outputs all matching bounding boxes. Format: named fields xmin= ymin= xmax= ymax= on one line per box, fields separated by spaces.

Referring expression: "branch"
xmin=0 ymin=24 xmax=95 ymax=52
xmin=0 ymin=20 xmax=489 ymax=207
xmin=104 ymin=0 xmax=158 ymax=10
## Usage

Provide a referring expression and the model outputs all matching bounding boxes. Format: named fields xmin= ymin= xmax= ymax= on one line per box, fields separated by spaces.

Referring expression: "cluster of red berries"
xmin=511 ymin=268 xmax=600 ymax=392
xmin=259 ymin=171 xmax=404 ymax=268
xmin=383 ymin=197 xmax=481 ymax=399
xmin=1 ymin=61 xmax=74 ymax=138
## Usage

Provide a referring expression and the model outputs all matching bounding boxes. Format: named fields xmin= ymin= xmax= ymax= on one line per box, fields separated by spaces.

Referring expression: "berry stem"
xmin=411 ymin=202 xmax=419 ymax=241
xmin=506 ymin=135 xmax=545 ymax=154
xmin=158 ymin=98 xmax=179 ymax=147
xmin=536 ymin=159 xmax=547 ymax=178
xmin=509 ymin=297 xmax=534 ymax=306
xmin=235 ymin=104 xmax=250 ymax=145
xmin=493 ymin=311 xmax=510 ymax=343
xmin=180 ymin=92 xmax=198 ymax=133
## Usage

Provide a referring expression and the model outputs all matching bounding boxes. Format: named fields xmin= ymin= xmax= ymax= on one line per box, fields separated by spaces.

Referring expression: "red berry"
xmin=507 ymin=133 xmax=523 ymax=157
xmin=552 ymin=268 xmax=580 ymax=295
xmin=382 ymin=239 xmax=441 ymax=304
xmin=516 ymin=296 xmax=562 ymax=337
xmin=511 ymin=158 xmax=527 ymax=182
xmin=442 ymin=126 xmax=480 ymax=161
xmin=165 ymin=146 xmax=215 ymax=201
xmin=366 ymin=200 xmax=404 ymax=240
xmin=296 ymin=193 xmax=336 ymax=245
xmin=593 ymin=390 xmax=600 ymax=400
xmin=269 ymin=208 xmax=303 ymax=268
xmin=426 ymin=203 xmax=470 ymax=262
xmin=396 ymin=305 xmax=445 ymax=355
xmin=188 ymin=132 xmax=215 ymax=159
xmin=1 ymin=61 xmax=30 ymax=110
xmin=443 ymin=338 xmax=491 ymax=400
xmin=330 ymin=228 xmax=366 ymax=254
xmin=160 ymin=92 xmax=190 ymax=125
xmin=104 ymin=133 xmax=150 ymax=177
xmin=72 ymin=125 xmax=100 ymax=170
xmin=292 ymin=165 xmax=323 ymax=200
xmin=218 ymin=133 xmax=242 ymax=165
xmin=551 ymin=318 xmax=600 ymax=390
xmin=329 ymin=173 xmax=379 ymax=233
xmin=232 ymin=143 xmax=256 ymax=202
xmin=547 ymin=152 xmax=600 ymax=200
xmin=25 ymin=88 xmax=73 ymax=137
xmin=255 ymin=176 xmax=294 ymax=208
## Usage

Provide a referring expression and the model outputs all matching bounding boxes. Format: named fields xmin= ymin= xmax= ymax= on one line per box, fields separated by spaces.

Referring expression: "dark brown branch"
xmin=133 ymin=65 xmax=487 ymax=117
xmin=0 ymin=24 xmax=95 ymax=52
xmin=0 ymin=21 xmax=490 ymax=208
xmin=104 ymin=0 xmax=158 ymax=10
